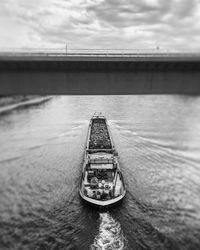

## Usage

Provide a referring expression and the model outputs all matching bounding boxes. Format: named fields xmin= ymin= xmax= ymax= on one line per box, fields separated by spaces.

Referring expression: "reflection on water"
xmin=0 ymin=95 xmax=200 ymax=249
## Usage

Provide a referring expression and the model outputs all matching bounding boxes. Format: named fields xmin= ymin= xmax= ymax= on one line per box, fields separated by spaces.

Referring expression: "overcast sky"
xmin=0 ymin=0 xmax=200 ymax=51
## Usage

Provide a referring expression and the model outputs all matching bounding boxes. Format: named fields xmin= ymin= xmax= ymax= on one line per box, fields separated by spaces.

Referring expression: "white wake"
xmin=90 ymin=212 xmax=127 ymax=250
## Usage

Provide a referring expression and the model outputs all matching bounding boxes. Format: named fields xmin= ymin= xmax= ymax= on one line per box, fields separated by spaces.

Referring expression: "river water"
xmin=0 ymin=95 xmax=200 ymax=250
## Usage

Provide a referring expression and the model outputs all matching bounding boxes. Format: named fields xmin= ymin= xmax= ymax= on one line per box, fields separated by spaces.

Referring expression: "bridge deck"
xmin=0 ymin=52 xmax=200 ymax=94
xmin=1 ymin=52 xmax=200 ymax=62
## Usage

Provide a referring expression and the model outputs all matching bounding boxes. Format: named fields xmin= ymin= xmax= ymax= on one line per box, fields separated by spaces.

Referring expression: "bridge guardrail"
xmin=0 ymin=49 xmax=200 ymax=58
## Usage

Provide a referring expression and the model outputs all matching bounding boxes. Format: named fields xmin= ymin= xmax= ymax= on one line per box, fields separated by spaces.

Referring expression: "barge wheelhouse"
xmin=80 ymin=114 xmax=126 ymax=207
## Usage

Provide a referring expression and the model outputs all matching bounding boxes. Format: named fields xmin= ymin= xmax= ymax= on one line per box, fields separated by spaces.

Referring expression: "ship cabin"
xmin=82 ymin=152 xmax=123 ymax=201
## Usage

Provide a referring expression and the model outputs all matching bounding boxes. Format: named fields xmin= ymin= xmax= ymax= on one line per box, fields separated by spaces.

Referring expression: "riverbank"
xmin=0 ymin=96 xmax=52 ymax=115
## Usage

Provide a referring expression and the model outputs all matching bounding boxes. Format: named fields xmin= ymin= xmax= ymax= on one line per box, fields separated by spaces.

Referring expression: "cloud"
xmin=0 ymin=0 xmax=200 ymax=50
xmin=85 ymin=0 xmax=199 ymax=27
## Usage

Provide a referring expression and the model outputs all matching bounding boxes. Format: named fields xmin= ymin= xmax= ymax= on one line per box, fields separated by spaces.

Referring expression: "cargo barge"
xmin=79 ymin=114 xmax=126 ymax=207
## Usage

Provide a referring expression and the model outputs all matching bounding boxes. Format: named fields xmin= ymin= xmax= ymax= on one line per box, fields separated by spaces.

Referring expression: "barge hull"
xmin=80 ymin=190 xmax=126 ymax=207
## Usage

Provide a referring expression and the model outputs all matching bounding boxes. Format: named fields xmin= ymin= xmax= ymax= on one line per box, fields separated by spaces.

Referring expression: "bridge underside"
xmin=0 ymin=56 xmax=200 ymax=94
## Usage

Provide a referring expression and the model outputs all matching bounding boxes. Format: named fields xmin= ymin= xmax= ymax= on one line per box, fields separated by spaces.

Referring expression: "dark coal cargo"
xmin=89 ymin=118 xmax=112 ymax=149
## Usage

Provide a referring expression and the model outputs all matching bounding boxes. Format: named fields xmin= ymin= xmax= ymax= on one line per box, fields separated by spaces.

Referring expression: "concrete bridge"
xmin=0 ymin=50 xmax=200 ymax=94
